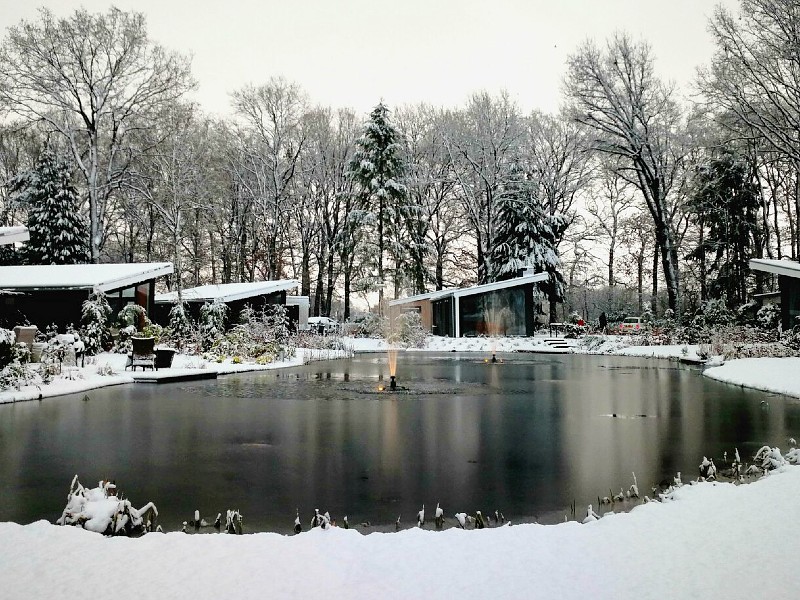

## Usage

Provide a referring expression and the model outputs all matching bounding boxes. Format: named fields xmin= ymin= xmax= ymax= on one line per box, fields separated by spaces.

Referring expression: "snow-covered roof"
xmin=750 ymin=258 xmax=800 ymax=279
xmin=0 ymin=263 xmax=173 ymax=292
xmin=389 ymin=272 xmax=549 ymax=307
xmin=0 ymin=226 xmax=29 ymax=246
xmin=155 ymin=280 xmax=300 ymax=304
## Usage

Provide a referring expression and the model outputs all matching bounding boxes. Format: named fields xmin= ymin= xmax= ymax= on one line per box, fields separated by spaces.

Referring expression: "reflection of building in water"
xmin=388 ymin=270 xmax=550 ymax=337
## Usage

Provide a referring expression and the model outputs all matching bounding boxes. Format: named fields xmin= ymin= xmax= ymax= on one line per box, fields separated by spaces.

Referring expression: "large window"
xmin=458 ymin=287 xmax=528 ymax=337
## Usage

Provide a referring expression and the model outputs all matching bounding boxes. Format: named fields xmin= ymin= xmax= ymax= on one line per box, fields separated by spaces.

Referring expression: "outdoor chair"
xmin=126 ymin=336 xmax=157 ymax=371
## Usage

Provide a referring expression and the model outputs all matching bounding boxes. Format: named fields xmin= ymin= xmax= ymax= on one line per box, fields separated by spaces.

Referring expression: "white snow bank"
xmin=2 ymin=466 xmax=799 ymax=599
xmin=704 ymin=357 xmax=800 ymax=398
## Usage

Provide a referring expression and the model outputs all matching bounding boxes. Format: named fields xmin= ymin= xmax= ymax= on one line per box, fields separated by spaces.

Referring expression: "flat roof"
xmin=389 ymin=271 xmax=549 ymax=307
xmin=0 ymin=262 xmax=173 ymax=292
xmin=0 ymin=226 xmax=29 ymax=245
xmin=750 ymin=259 xmax=800 ymax=279
xmin=155 ymin=280 xmax=300 ymax=304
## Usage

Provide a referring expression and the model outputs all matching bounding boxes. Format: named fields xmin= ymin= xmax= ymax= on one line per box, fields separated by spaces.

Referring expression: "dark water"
xmin=1 ymin=352 xmax=799 ymax=533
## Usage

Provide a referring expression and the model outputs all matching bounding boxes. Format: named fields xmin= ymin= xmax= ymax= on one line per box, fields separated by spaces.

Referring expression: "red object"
xmin=577 ymin=318 xmax=585 ymax=326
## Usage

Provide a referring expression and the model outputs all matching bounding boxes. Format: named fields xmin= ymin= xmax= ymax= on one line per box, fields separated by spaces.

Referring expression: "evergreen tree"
xmin=491 ymin=164 xmax=566 ymax=302
xmin=348 ymin=102 xmax=408 ymax=305
xmin=12 ymin=148 xmax=88 ymax=264
xmin=688 ymin=148 xmax=761 ymax=306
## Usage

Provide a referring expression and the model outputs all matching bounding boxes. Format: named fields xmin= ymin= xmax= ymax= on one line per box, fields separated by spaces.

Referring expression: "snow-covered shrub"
xmin=756 ymin=304 xmax=781 ymax=330
xmin=736 ymin=300 xmax=758 ymax=325
xmin=696 ymin=344 xmax=712 ymax=360
xmin=397 ymin=311 xmax=427 ymax=348
xmin=117 ymin=304 xmax=149 ymax=331
xmin=563 ymin=323 xmax=587 ymax=338
xmin=165 ymin=302 xmax=195 ymax=352
xmin=57 ymin=476 xmax=158 ymax=536
xmin=80 ymin=292 xmax=112 ymax=355
xmin=141 ymin=322 xmax=163 ymax=344
xmin=95 ymin=362 xmax=114 ymax=376
xmin=199 ymin=299 xmax=228 ymax=350
xmin=114 ymin=324 xmax=137 ymax=354
xmin=0 ymin=328 xmax=15 ymax=368
xmin=0 ymin=360 xmax=40 ymax=390
xmin=700 ymin=297 xmax=735 ymax=328
xmin=350 ymin=313 xmax=387 ymax=338
xmin=754 ymin=446 xmax=785 ymax=471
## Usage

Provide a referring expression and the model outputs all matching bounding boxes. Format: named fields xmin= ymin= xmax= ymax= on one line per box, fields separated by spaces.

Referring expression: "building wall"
xmin=389 ymin=300 xmax=433 ymax=331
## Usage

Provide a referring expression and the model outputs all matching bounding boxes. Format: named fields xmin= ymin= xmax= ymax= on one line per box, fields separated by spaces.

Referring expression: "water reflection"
xmin=0 ymin=353 xmax=798 ymax=533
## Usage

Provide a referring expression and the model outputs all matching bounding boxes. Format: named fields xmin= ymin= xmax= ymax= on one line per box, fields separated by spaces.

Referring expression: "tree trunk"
xmin=651 ymin=242 xmax=658 ymax=317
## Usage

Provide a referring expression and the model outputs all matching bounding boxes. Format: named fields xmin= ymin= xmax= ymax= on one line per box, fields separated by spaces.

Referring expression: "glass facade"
xmin=780 ymin=275 xmax=800 ymax=329
xmin=458 ymin=286 xmax=530 ymax=337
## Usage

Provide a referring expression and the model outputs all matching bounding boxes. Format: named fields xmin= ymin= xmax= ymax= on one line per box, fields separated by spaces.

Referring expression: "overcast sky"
xmin=0 ymin=0 xmax=739 ymax=117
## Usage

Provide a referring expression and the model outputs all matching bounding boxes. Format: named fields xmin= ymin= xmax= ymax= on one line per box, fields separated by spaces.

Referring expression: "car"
xmin=618 ymin=316 xmax=644 ymax=334
xmin=308 ymin=316 xmax=339 ymax=334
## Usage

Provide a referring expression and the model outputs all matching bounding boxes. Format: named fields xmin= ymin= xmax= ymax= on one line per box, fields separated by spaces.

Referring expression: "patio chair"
xmin=12 ymin=325 xmax=37 ymax=351
xmin=126 ymin=336 xmax=157 ymax=371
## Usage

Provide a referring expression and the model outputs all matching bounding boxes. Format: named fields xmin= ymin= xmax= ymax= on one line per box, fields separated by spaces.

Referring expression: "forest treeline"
xmin=0 ymin=2 xmax=798 ymax=321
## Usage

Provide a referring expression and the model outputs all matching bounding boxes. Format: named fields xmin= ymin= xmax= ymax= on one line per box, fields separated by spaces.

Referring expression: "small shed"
xmin=389 ymin=271 xmax=549 ymax=337
xmin=0 ymin=262 xmax=173 ymax=329
xmin=154 ymin=280 xmax=303 ymax=329
xmin=750 ymin=258 xmax=800 ymax=329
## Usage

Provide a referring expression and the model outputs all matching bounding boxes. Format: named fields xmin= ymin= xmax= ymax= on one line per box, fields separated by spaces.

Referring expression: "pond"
xmin=1 ymin=352 xmax=799 ymax=533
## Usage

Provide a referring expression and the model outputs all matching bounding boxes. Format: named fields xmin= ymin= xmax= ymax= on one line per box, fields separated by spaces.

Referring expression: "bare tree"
xmin=565 ymin=33 xmax=686 ymax=313
xmin=0 ymin=7 xmax=194 ymax=262
xmin=443 ymin=91 xmax=522 ymax=283
xmin=585 ymin=159 xmax=637 ymax=286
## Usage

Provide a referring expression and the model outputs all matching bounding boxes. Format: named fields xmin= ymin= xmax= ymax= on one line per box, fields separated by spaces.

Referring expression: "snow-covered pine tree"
xmin=348 ymin=102 xmax=408 ymax=303
xmin=491 ymin=163 xmax=566 ymax=302
xmin=199 ymin=298 xmax=228 ymax=350
xmin=80 ymin=292 xmax=112 ymax=355
xmin=12 ymin=148 xmax=88 ymax=265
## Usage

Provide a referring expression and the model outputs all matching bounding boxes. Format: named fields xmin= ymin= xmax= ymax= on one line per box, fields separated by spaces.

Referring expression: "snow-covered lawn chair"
xmin=126 ymin=336 xmax=156 ymax=371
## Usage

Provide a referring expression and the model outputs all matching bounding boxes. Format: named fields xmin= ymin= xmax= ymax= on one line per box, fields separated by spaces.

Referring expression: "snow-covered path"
xmin=2 ymin=467 xmax=799 ymax=600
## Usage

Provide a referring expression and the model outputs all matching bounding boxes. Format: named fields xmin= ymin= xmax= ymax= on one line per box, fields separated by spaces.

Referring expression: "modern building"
xmin=388 ymin=271 xmax=550 ymax=337
xmin=750 ymin=258 xmax=800 ymax=330
xmin=0 ymin=226 xmax=29 ymax=246
xmin=154 ymin=280 xmax=306 ymax=329
xmin=0 ymin=262 xmax=173 ymax=329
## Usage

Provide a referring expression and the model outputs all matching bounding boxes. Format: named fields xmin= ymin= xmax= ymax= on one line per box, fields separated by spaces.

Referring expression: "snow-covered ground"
xmin=1 ymin=466 xmax=798 ymax=600
xmin=704 ymin=357 xmax=800 ymax=398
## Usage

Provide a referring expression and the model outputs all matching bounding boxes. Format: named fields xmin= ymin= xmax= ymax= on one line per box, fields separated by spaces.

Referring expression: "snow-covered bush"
xmin=756 ymin=304 xmax=780 ymax=330
xmin=117 ymin=303 xmax=149 ymax=331
xmin=0 ymin=328 xmax=15 ymax=368
xmin=350 ymin=313 xmax=387 ymax=338
xmin=754 ymin=446 xmax=786 ymax=471
xmin=80 ymin=292 xmax=112 ymax=355
xmin=700 ymin=297 xmax=736 ymax=328
xmin=57 ymin=476 xmax=158 ymax=536
xmin=397 ymin=311 xmax=427 ymax=348
xmin=0 ymin=360 xmax=40 ymax=390
xmin=165 ymin=302 xmax=195 ymax=351
xmin=199 ymin=299 xmax=228 ymax=350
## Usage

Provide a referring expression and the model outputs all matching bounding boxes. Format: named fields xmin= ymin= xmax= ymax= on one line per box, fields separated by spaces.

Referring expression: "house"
xmin=0 ymin=226 xmax=29 ymax=246
xmin=153 ymin=280 xmax=306 ymax=330
xmin=0 ymin=262 xmax=173 ymax=329
xmin=750 ymin=258 xmax=800 ymax=330
xmin=388 ymin=271 xmax=550 ymax=337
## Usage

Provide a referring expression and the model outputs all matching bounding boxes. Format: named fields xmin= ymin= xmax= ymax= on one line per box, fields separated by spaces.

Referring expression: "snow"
xmin=0 ymin=262 xmax=173 ymax=291
xmin=704 ymin=357 xmax=800 ymax=398
xmin=1 ymin=466 xmax=799 ymax=599
xmin=154 ymin=280 xmax=299 ymax=304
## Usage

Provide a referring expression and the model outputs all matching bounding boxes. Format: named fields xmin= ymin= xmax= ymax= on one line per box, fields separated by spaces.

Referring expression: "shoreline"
xmin=3 ymin=337 xmax=800 ymax=402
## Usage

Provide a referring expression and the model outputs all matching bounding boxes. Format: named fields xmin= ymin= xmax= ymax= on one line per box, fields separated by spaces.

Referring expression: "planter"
xmin=155 ymin=348 xmax=176 ymax=369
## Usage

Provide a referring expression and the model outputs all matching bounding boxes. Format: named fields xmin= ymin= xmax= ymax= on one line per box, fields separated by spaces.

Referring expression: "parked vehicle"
xmin=308 ymin=316 xmax=339 ymax=334
xmin=618 ymin=316 xmax=644 ymax=334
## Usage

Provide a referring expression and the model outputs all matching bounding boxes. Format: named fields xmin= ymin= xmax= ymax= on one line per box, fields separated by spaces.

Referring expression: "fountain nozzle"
xmin=491 ymin=353 xmax=497 ymax=363
xmin=390 ymin=375 xmax=396 ymax=391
